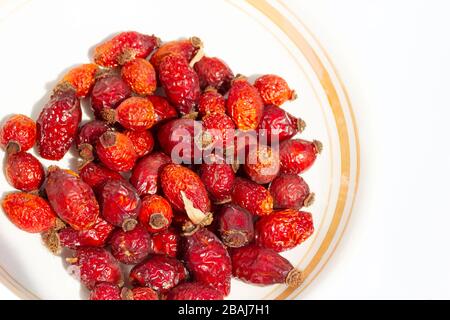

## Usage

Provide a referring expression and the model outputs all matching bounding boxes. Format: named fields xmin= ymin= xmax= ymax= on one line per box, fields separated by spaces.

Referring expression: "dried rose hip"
xmin=110 ymin=224 xmax=152 ymax=264
xmin=37 ymin=84 xmax=81 ymax=160
xmin=68 ymin=247 xmax=122 ymax=289
xmin=157 ymin=119 xmax=205 ymax=164
xmin=147 ymin=95 xmax=178 ymax=124
xmin=130 ymin=255 xmax=188 ymax=293
xmin=256 ymin=209 xmax=314 ymax=252
xmin=231 ymin=177 xmax=273 ymax=216
xmin=279 ymin=139 xmax=322 ymax=174
xmin=244 ymin=144 xmax=280 ymax=184
xmin=96 ymin=131 xmax=138 ymax=172
xmin=59 ymin=217 xmax=114 ymax=249
xmin=62 ymin=64 xmax=98 ymax=98
xmin=183 ymin=228 xmax=232 ymax=296
xmin=269 ymin=174 xmax=314 ymax=209
xmin=217 ymin=204 xmax=254 ymax=248
xmin=124 ymin=129 xmax=154 ymax=158
xmin=122 ymin=287 xmax=158 ymax=300
xmin=91 ymin=73 xmax=131 ymax=119
xmin=199 ymin=163 xmax=235 ymax=204
xmin=76 ymin=120 xmax=110 ymax=162
xmin=198 ymin=88 xmax=226 ymax=118
xmin=103 ymin=97 xmax=156 ymax=132
xmin=254 ymin=74 xmax=296 ymax=106
xmin=202 ymin=112 xmax=235 ymax=149
xmin=165 ymin=282 xmax=223 ymax=300
xmin=2 ymin=192 xmax=57 ymax=233
xmin=5 ymin=152 xmax=44 ymax=192
xmin=230 ymin=245 xmax=303 ymax=287
xmin=79 ymin=162 xmax=124 ymax=191
xmin=194 ymin=56 xmax=234 ymax=93
xmin=46 ymin=167 xmax=99 ymax=230
xmin=139 ymin=195 xmax=173 ymax=233
xmin=130 ymin=152 xmax=171 ymax=196
xmin=94 ymin=31 xmax=160 ymax=67
xmin=0 ymin=114 xmax=36 ymax=152
xmin=90 ymin=283 xmax=121 ymax=300
xmin=149 ymin=228 xmax=180 ymax=258
xmin=159 ymin=54 xmax=200 ymax=115
xmin=257 ymin=105 xmax=305 ymax=144
xmin=121 ymin=58 xmax=157 ymax=96
xmin=150 ymin=37 xmax=202 ymax=71
xmin=160 ymin=164 xmax=212 ymax=228
xmin=98 ymin=179 xmax=141 ymax=231
xmin=226 ymin=76 xmax=264 ymax=131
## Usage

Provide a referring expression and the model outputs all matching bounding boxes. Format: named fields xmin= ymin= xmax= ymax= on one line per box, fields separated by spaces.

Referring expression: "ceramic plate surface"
xmin=0 ymin=0 xmax=359 ymax=299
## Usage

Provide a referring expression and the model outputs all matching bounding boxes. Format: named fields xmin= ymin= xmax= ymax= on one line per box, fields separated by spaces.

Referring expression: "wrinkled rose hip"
xmin=91 ymin=73 xmax=131 ymax=119
xmin=124 ymin=129 xmax=154 ymax=158
xmin=90 ymin=283 xmax=121 ymax=300
xmin=150 ymin=37 xmax=202 ymax=71
xmin=231 ymin=177 xmax=273 ymax=216
xmin=198 ymin=88 xmax=226 ymax=118
xmin=5 ymin=152 xmax=44 ymax=192
xmin=0 ymin=114 xmax=36 ymax=152
xmin=146 ymin=95 xmax=178 ymax=124
xmin=149 ymin=228 xmax=180 ymax=258
xmin=122 ymin=287 xmax=158 ymax=300
xmin=279 ymin=139 xmax=322 ymax=174
xmin=79 ymin=162 xmax=125 ymax=191
xmin=110 ymin=224 xmax=152 ymax=264
xmin=199 ymin=163 xmax=235 ymax=204
xmin=103 ymin=97 xmax=156 ymax=132
xmin=244 ymin=144 xmax=280 ymax=184
xmin=96 ymin=131 xmax=138 ymax=172
xmin=121 ymin=58 xmax=157 ymax=96
xmin=217 ymin=204 xmax=254 ymax=248
xmin=194 ymin=56 xmax=234 ymax=93
xmin=165 ymin=282 xmax=223 ymax=300
xmin=130 ymin=152 xmax=171 ymax=196
xmin=269 ymin=174 xmax=314 ymax=209
xmin=76 ymin=120 xmax=110 ymax=162
xmin=139 ymin=195 xmax=173 ymax=233
xmin=254 ymin=74 xmax=296 ymax=106
xmin=62 ymin=64 xmax=98 ymax=98
xmin=58 ymin=217 xmax=114 ymax=249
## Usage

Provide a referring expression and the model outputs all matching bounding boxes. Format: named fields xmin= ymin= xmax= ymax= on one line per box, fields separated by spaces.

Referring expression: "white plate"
xmin=0 ymin=0 xmax=359 ymax=299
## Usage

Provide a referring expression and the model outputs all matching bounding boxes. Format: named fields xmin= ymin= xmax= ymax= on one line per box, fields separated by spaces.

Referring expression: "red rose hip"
xmin=139 ymin=195 xmax=173 ymax=233
xmin=91 ymin=73 xmax=131 ymax=119
xmin=96 ymin=131 xmax=138 ymax=172
xmin=183 ymin=228 xmax=232 ymax=296
xmin=231 ymin=177 xmax=273 ymax=216
xmin=149 ymin=228 xmax=180 ymax=258
xmin=194 ymin=56 xmax=234 ymax=93
xmin=244 ymin=144 xmax=280 ymax=184
xmin=217 ymin=205 xmax=254 ymax=248
xmin=76 ymin=120 xmax=110 ymax=162
xmin=121 ymin=58 xmax=157 ymax=96
xmin=147 ymin=95 xmax=178 ymax=124
xmin=124 ymin=130 xmax=154 ymax=158
xmin=62 ymin=64 xmax=98 ymax=98
xmin=122 ymin=287 xmax=158 ymax=300
xmin=165 ymin=282 xmax=223 ymax=300
xmin=58 ymin=217 xmax=114 ymax=249
xmin=90 ymin=283 xmax=121 ymax=300
xmin=150 ymin=37 xmax=202 ymax=71
xmin=0 ymin=114 xmax=36 ymax=152
xmin=254 ymin=74 xmax=296 ymax=106
xmin=79 ymin=162 xmax=125 ymax=191
xmin=230 ymin=245 xmax=303 ymax=287
xmin=198 ymin=88 xmax=226 ymax=118
xmin=130 ymin=152 xmax=171 ymax=196
xmin=279 ymin=139 xmax=322 ymax=174
xmin=199 ymin=163 xmax=235 ymax=204
xmin=110 ymin=224 xmax=152 ymax=264
xmin=269 ymin=174 xmax=314 ymax=209
xmin=256 ymin=209 xmax=314 ymax=252
xmin=103 ymin=97 xmax=156 ymax=132
xmin=5 ymin=152 xmax=44 ymax=192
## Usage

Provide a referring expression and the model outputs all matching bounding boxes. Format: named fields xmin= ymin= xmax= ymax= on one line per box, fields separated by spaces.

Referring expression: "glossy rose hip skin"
xmin=5 ymin=152 xmax=44 ymax=192
xmin=139 ymin=195 xmax=173 ymax=233
xmin=231 ymin=177 xmax=273 ymax=216
xmin=279 ymin=139 xmax=322 ymax=174
xmin=130 ymin=152 xmax=171 ymax=196
xmin=58 ymin=217 xmax=114 ymax=249
xmin=79 ymin=162 xmax=125 ymax=191
xmin=0 ymin=114 xmax=36 ymax=152
xmin=194 ymin=56 xmax=234 ymax=93
xmin=149 ymin=228 xmax=180 ymax=258
xmin=91 ymin=73 xmax=131 ymax=119
xmin=217 ymin=204 xmax=254 ymax=248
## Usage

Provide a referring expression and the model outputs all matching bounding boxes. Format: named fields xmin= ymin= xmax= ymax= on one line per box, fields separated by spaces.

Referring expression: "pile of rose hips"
xmin=0 ymin=31 xmax=321 ymax=300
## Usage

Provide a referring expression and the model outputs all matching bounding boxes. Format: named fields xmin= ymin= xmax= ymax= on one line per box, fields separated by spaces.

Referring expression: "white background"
xmin=1 ymin=0 xmax=450 ymax=299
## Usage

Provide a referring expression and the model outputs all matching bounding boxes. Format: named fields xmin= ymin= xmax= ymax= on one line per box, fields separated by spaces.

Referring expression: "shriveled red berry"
xmin=183 ymin=228 xmax=232 ymax=296
xmin=269 ymin=174 xmax=314 ymax=209
xmin=149 ymin=228 xmax=180 ymax=258
xmin=230 ymin=245 xmax=303 ymax=287
xmin=165 ymin=282 xmax=223 ymax=300
xmin=121 ymin=58 xmax=157 ymax=96
xmin=59 ymin=217 xmax=114 ymax=249
xmin=37 ymin=85 xmax=81 ymax=160
xmin=98 ymin=179 xmax=141 ymax=231
xmin=124 ymin=129 xmax=154 ymax=158
xmin=2 ymin=192 xmax=57 ymax=233
xmin=159 ymin=54 xmax=200 ymax=115
xmin=194 ymin=56 xmax=233 ymax=93
xmin=254 ymin=74 xmax=296 ymax=106
xmin=62 ymin=64 xmax=98 ymax=98
xmin=76 ymin=120 xmax=110 ymax=162
xmin=91 ymin=73 xmax=131 ymax=119
xmin=5 ymin=152 xmax=44 ymax=192
xmin=257 ymin=105 xmax=305 ymax=144
xmin=139 ymin=195 xmax=173 ymax=233
xmin=150 ymin=37 xmax=202 ymax=71
xmin=122 ymin=287 xmax=158 ymax=300
xmin=256 ymin=209 xmax=314 ymax=252
xmin=198 ymin=88 xmax=226 ymax=118
xmin=46 ymin=167 xmax=99 ymax=230
xmin=103 ymin=97 xmax=156 ymax=132
xmin=217 ymin=204 xmax=254 ymax=248
xmin=226 ymin=76 xmax=264 ymax=131
xmin=94 ymin=31 xmax=160 ymax=67
xmin=244 ymin=144 xmax=280 ymax=184
xmin=130 ymin=255 xmax=188 ymax=293
xmin=79 ymin=162 xmax=125 ymax=191
xmin=90 ymin=283 xmax=121 ymax=300
xmin=279 ymin=139 xmax=322 ymax=174
xmin=199 ymin=163 xmax=235 ymax=204
xmin=146 ymin=95 xmax=178 ymax=124
xmin=231 ymin=177 xmax=273 ymax=216
xmin=68 ymin=247 xmax=122 ymax=289
xmin=96 ymin=131 xmax=138 ymax=172
xmin=130 ymin=152 xmax=171 ymax=196
xmin=110 ymin=224 xmax=152 ymax=264
xmin=202 ymin=112 xmax=235 ymax=149
xmin=157 ymin=119 xmax=205 ymax=164
xmin=0 ymin=114 xmax=36 ymax=152
xmin=160 ymin=164 xmax=212 ymax=228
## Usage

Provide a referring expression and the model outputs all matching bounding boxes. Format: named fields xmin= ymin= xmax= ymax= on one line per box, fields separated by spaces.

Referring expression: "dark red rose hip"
xmin=146 ymin=95 xmax=178 ymax=124
xmin=194 ymin=56 xmax=234 ymax=93
xmin=58 ymin=217 xmax=114 ymax=249
xmin=90 ymin=283 xmax=121 ymax=300
xmin=217 ymin=204 xmax=254 ymax=248
xmin=149 ymin=228 xmax=180 ymax=258
xmin=231 ymin=177 xmax=273 ymax=216
xmin=130 ymin=152 xmax=171 ymax=196
xmin=79 ymin=162 xmax=125 ymax=191
xmin=199 ymin=163 xmax=235 ymax=204
xmin=165 ymin=282 xmax=223 ymax=300
xmin=110 ymin=224 xmax=152 ymax=264
xmin=269 ymin=174 xmax=314 ymax=209
xmin=76 ymin=120 xmax=110 ymax=162
xmin=91 ymin=73 xmax=131 ymax=119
